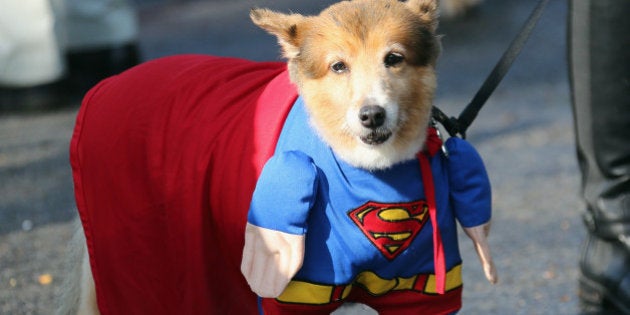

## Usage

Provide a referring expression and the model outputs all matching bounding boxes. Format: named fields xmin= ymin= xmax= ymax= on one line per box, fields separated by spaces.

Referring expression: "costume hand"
xmin=463 ymin=222 xmax=498 ymax=284
xmin=241 ymin=223 xmax=305 ymax=298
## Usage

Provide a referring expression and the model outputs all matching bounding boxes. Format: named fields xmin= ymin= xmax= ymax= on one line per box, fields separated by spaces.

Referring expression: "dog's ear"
xmin=250 ymin=8 xmax=305 ymax=59
xmin=404 ymin=0 xmax=439 ymax=32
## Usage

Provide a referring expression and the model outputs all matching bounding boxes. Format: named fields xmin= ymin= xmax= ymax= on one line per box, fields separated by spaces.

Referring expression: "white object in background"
xmin=0 ymin=0 xmax=64 ymax=87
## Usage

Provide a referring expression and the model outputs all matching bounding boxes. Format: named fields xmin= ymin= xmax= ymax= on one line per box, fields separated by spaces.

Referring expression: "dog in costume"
xmin=63 ymin=1 xmax=497 ymax=314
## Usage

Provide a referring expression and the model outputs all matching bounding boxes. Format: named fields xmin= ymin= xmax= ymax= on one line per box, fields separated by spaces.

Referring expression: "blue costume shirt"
xmin=248 ymin=97 xmax=491 ymax=286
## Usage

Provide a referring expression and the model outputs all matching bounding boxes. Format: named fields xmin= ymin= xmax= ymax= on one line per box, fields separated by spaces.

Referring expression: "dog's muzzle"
xmin=359 ymin=105 xmax=392 ymax=145
xmin=360 ymin=128 xmax=392 ymax=145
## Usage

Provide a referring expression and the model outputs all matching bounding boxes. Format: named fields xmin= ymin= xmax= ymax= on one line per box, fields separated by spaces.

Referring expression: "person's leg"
xmin=0 ymin=0 xmax=140 ymax=112
xmin=0 ymin=0 xmax=67 ymax=111
xmin=568 ymin=0 xmax=630 ymax=313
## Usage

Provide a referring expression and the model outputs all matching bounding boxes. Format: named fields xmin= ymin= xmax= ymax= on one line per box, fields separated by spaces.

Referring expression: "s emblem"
xmin=348 ymin=201 xmax=429 ymax=260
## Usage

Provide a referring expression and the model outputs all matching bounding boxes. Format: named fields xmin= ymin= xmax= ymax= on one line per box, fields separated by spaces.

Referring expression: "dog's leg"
xmin=77 ymin=242 xmax=99 ymax=315
xmin=57 ymin=218 xmax=100 ymax=315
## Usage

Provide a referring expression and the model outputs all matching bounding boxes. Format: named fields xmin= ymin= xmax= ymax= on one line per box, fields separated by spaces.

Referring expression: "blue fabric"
xmin=247 ymin=97 xmax=491 ymax=285
xmin=248 ymin=151 xmax=318 ymax=235
xmin=445 ymin=138 xmax=492 ymax=228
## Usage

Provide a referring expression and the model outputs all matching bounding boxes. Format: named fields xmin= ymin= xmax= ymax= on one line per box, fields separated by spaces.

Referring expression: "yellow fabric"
xmin=276 ymin=264 xmax=463 ymax=304
xmin=276 ymin=281 xmax=352 ymax=304
xmin=424 ymin=264 xmax=462 ymax=294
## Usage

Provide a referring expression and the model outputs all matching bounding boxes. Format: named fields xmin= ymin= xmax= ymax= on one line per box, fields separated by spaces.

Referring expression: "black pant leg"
xmin=569 ymin=0 xmax=630 ymax=242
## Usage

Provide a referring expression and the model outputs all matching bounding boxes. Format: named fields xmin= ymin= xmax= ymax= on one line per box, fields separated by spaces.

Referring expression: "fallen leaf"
xmin=542 ymin=270 xmax=556 ymax=280
xmin=38 ymin=274 xmax=53 ymax=286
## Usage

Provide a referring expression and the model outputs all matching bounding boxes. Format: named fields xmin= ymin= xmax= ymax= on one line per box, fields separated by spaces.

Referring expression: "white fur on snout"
xmin=337 ymin=80 xmax=422 ymax=170
xmin=345 ymin=80 xmax=400 ymax=140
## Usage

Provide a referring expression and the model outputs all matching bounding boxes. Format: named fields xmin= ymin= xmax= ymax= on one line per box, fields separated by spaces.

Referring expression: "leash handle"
xmin=433 ymin=0 xmax=550 ymax=138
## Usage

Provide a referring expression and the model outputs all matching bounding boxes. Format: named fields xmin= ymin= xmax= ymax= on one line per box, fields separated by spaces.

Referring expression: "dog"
xmin=58 ymin=0 xmax=496 ymax=314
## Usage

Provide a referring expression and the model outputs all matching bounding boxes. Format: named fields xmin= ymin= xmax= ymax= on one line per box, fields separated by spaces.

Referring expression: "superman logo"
xmin=348 ymin=201 xmax=428 ymax=260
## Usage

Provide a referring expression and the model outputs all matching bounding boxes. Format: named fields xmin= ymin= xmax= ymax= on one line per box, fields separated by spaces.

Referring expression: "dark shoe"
xmin=578 ymin=234 xmax=630 ymax=314
xmin=0 ymin=43 xmax=140 ymax=114
xmin=0 ymin=79 xmax=75 ymax=113
xmin=65 ymin=42 xmax=140 ymax=96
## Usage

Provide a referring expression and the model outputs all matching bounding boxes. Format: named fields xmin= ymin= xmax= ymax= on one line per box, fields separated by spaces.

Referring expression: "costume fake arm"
xmin=241 ymin=223 xmax=305 ymax=297
xmin=445 ymin=137 xmax=498 ymax=284
xmin=241 ymin=151 xmax=318 ymax=297
xmin=463 ymin=222 xmax=497 ymax=284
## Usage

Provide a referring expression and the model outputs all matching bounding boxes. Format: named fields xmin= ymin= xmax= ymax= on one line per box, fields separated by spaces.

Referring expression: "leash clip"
xmin=431 ymin=118 xmax=449 ymax=158
xmin=431 ymin=106 xmax=464 ymax=139
xmin=430 ymin=0 xmax=549 ymax=138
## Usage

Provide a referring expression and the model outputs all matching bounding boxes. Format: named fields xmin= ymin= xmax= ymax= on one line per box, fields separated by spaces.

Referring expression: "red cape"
xmin=70 ymin=55 xmax=298 ymax=314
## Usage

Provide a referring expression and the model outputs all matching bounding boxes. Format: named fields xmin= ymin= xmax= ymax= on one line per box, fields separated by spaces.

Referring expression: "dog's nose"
xmin=359 ymin=105 xmax=386 ymax=129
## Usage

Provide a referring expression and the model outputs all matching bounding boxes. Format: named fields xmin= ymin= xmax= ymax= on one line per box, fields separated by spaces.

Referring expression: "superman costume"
xmin=249 ymin=97 xmax=491 ymax=314
xmin=70 ymin=55 xmax=491 ymax=315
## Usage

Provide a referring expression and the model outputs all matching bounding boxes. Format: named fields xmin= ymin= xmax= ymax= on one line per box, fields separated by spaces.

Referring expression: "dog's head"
xmin=252 ymin=0 xmax=441 ymax=170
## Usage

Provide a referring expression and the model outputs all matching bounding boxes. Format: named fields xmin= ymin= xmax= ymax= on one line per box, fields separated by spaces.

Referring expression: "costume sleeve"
xmin=247 ymin=150 xmax=319 ymax=235
xmin=445 ymin=138 xmax=492 ymax=228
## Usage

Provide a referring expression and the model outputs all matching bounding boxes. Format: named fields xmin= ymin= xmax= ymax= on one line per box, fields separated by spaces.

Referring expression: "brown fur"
xmin=252 ymin=0 xmax=441 ymax=170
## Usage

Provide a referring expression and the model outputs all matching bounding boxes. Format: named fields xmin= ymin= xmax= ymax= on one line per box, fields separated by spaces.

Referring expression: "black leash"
xmin=432 ymin=0 xmax=550 ymax=138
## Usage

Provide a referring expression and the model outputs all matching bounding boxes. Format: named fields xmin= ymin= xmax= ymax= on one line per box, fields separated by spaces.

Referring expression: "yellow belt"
xmin=277 ymin=264 xmax=462 ymax=305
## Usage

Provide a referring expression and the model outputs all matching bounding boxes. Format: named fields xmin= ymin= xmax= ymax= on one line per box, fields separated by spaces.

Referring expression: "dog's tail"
xmin=56 ymin=217 xmax=100 ymax=315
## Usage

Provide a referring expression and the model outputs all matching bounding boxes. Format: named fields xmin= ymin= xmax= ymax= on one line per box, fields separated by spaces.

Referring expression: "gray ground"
xmin=0 ymin=0 xmax=581 ymax=314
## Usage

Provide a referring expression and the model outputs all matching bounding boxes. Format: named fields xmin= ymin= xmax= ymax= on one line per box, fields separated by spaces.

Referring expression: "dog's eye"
xmin=331 ymin=61 xmax=348 ymax=73
xmin=384 ymin=53 xmax=404 ymax=67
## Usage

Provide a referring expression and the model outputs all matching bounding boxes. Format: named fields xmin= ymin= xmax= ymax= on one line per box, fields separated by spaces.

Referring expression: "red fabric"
xmin=70 ymin=55 xmax=298 ymax=314
xmin=418 ymin=127 xmax=446 ymax=294
xmin=346 ymin=286 xmax=461 ymax=315
xmin=348 ymin=200 xmax=430 ymax=260
xmin=262 ymin=286 xmax=462 ymax=315
xmin=424 ymin=127 xmax=443 ymax=156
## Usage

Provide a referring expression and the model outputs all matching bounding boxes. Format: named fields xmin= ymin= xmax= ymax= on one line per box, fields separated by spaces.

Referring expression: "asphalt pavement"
xmin=0 ymin=0 xmax=581 ymax=314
